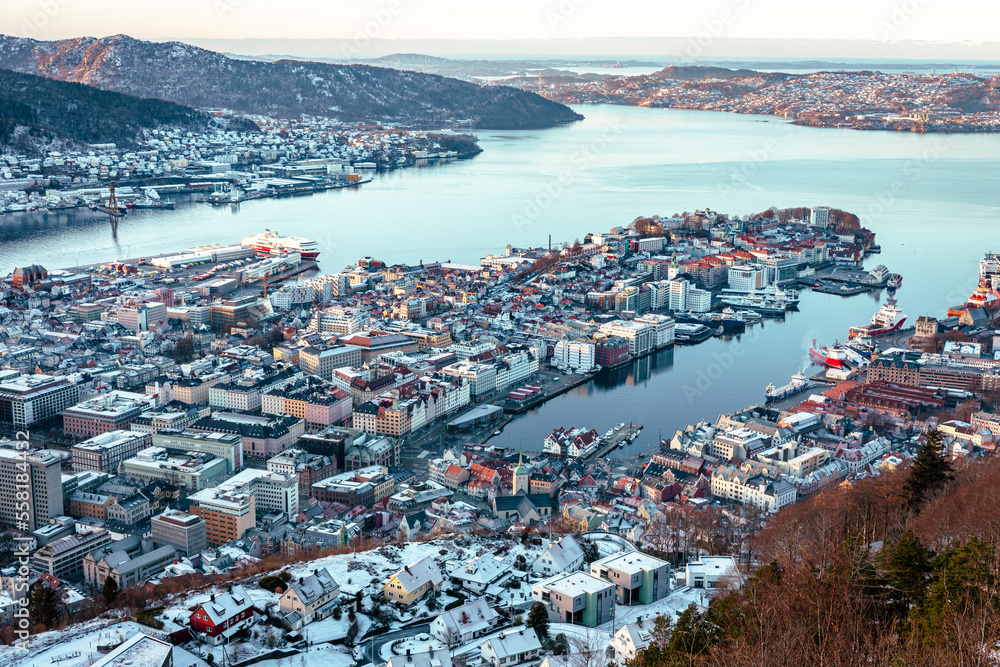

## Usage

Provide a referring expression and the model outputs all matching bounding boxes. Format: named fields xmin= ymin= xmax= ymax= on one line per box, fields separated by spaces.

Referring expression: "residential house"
xmin=430 ymin=599 xmax=499 ymax=645
xmin=532 ymin=535 xmax=585 ymax=576
xmin=481 ymin=628 xmax=543 ymax=667
xmin=279 ymin=567 xmax=340 ymax=630
xmin=382 ymin=556 xmax=444 ymax=606
xmin=190 ymin=585 xmax=255 ymax=645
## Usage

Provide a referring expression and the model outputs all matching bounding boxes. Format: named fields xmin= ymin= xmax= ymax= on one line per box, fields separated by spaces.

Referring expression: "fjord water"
xmin=3 ymin=105 xmax=998 ymax=454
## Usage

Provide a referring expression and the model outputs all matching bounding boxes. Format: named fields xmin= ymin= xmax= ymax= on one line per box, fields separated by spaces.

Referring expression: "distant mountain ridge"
xmin=0 ymin=34 xmax=583 ymax=129
xmin=0 ymin=67 xmax=250 ymax=153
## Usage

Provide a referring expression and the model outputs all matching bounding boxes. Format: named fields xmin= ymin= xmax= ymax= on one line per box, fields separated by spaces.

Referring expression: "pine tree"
xmin=527 ymin=601 xmax=549 ymax=639
xmin=30 ymin=584 xmax=58 ymax=628
xmin=903 ymin=430 xmax=951 ymax=506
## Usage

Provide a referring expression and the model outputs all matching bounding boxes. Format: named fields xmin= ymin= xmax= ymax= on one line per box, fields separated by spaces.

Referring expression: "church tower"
xmin=513 ymin=453 xmax=529 ymax=496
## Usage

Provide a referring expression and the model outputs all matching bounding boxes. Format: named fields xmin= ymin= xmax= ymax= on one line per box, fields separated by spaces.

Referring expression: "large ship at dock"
xmin=849 ymin=298 xmax=906 ymax=338
xmin=241 ymin=230 xmax=320 ymax=259
xmin=765 ymin=369 xmax=808 ymax=403
xmin=718 ymin=285 xmax=799 ymax=313
xmin=947 ymin=252 xmax=1000 ymax=317
xmin=809 ymin=339 xmax=869 ymax=369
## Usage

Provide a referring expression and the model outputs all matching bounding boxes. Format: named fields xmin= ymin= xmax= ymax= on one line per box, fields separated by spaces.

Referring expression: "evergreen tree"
xmin=579 ymin=538 xmax=599 ymax=564
xmin=30 ymin=584 xmax=59 ymax=628
xmin=667 ymin=604 xmax=715 ymax=659
xmin=102 ymin=577 xmax=119 ymax=606
xmin=527 ymin=601 xmax=550 ymax=639
xmin=882 ymin=530 xmax=933 ymax=611
xmin=903 ymin=430 xmax=951 ymax=506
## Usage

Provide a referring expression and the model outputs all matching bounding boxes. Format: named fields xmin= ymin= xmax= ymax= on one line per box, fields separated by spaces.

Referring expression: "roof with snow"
xmin=482 ymin=627 xmax=542 ymax=659
xmin=192 ymin=584 xmax=253 ymax=626
xmin=392 ymin=555 xmax=443 ymax=592
xmin=434 ymin=598 xmax=498 ymax=637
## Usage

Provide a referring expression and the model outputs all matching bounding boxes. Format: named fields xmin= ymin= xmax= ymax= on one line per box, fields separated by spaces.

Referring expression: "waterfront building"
xmin=599 ymin=320 xmax=655 ymax=356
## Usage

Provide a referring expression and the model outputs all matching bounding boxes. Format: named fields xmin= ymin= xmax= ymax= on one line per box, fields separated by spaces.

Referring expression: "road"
xmin=364 ymin=623 xmax=430 ymax=666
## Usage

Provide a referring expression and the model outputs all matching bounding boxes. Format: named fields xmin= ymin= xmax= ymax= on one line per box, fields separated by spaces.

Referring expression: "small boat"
xmin=887 ymin=273 xmax=902 ymax=289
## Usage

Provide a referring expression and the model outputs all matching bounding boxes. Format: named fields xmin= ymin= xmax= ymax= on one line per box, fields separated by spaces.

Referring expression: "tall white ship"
xmin=241 ymin=230 xmax=320 ymax=259
xmin=849 ymin=298 xmax=907 ymax=338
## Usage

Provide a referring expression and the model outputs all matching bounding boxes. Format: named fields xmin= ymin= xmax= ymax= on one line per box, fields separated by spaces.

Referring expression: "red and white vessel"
xmin=887 ymin=273 xmax=902 ymax=289
xmin=241 ymin=230 xmax=320 ymax=259
xmin=849 ymin=298 xmax=907 ymax=338
xmin=809 ymin=339 xmax=870 ymax=369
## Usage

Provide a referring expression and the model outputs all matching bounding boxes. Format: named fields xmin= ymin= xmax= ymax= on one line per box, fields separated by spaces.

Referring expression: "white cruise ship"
xmin=241 ymin=230 xmax=320 ymax=259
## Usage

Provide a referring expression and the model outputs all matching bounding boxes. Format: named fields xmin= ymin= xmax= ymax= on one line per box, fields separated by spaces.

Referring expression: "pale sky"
xmin=2 ymin=0 xmax=997 ymax=54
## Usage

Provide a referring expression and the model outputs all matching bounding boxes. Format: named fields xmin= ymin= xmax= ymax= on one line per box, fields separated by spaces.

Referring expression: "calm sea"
xmin=3 ymin=105 xmax=998 ymax=454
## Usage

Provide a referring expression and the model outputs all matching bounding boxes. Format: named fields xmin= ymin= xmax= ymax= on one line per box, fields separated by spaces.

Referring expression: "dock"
xmin=582 ymin=422 xmax=643 ymax=460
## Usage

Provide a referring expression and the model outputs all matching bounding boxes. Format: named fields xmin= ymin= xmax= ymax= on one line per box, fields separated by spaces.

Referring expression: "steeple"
xmin=513 ymin=450 xmax=529 ymax=495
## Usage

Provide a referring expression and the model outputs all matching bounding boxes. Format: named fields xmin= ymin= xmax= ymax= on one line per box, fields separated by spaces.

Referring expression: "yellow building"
xmin=381 ymin=556 xmax=444 ymax=606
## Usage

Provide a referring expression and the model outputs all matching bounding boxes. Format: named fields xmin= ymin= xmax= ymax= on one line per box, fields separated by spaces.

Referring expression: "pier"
xmin=583 ymin=422 xmax=643 ymax=460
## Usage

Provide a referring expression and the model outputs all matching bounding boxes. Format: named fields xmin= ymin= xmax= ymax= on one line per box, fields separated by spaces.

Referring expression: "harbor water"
xmin=2 ymin=104 xmax=998 ymax=455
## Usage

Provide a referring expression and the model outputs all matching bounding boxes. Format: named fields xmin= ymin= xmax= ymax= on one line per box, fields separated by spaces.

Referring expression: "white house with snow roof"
xmin=447 ymin=554 xmax=510 ymax=594
xmin=532 ymin=534 xmax=585 ymax=576
xmin=430 ymin=598 xmax=499 ymax=644
xmin=480 ymin=627 xmax=543 ymax=667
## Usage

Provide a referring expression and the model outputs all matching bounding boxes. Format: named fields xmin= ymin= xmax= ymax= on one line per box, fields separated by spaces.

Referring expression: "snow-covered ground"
xmin=0 ymin=535 xmax=555 ymax=667
xmin=0 ymin=535 xmax=710 ymax=667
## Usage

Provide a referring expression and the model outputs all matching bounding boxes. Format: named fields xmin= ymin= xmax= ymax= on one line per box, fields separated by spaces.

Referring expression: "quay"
xmin=810 ymin=281 xmax=872 ymax=296
xmin=584 ymin=422 xmax=644 ymax=460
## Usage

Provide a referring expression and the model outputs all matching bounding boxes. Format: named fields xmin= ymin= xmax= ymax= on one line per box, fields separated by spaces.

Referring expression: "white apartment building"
xmin=727 ymin=264 xmax=769 ymax=292
xmin=71 ymin=430 xmax=152 ymax=473
xmin=117 ymin=301 xmax=168 ymax=332
xmin=553 ymin=339 xmax=596 ymax=373
xmin=0 ymin=372 xmax=81 ymax=428
xmin=598 ymin=321 xmax=655 ymax=356
xmin=710 ymin=466 xmax=797 ymax=512
xmin=634 ymin=314 xmax=676 ymax=348
xmin=810 ymin=206 xmax=830 ymax=226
